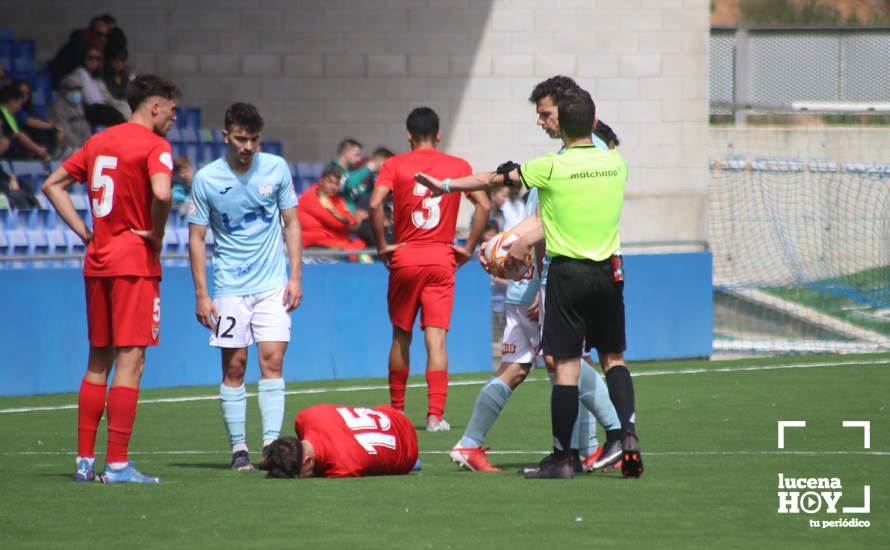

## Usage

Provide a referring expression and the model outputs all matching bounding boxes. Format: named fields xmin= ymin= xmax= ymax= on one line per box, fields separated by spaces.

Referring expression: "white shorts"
xmin=501 ymin=303 xmax=540 ymax=364
xmin=210 ymin=287 xmax=291 ymax=348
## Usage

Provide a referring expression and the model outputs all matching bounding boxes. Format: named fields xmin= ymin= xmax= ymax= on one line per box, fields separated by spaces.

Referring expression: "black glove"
xmin=496 ymin=161 xmax=520 ymax=187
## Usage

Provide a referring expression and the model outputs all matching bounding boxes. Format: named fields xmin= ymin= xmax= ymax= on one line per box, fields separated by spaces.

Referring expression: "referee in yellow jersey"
xmin=414 ymin=87 xmax=642 ymax=480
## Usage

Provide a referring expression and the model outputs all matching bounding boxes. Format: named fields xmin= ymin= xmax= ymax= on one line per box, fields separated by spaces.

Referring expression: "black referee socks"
xmin=551 ymin=385 xmax=579 ymax=458
xmin=605 ymin=365 xmax=636 ymax=434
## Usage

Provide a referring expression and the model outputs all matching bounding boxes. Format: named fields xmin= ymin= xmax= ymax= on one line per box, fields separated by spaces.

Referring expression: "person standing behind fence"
xmin=368 ymin=107 xmax=489 ymax=432
xmin=41 ymin=74 xmax=180 ymax=484
xmin=186 ymin=102 xmax=302 ymax=472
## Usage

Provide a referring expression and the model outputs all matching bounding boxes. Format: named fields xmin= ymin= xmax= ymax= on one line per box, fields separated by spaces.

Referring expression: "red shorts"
xmin=85 ymin=276 xmax=161 ymax=348
xmin=387 ymin=265 xmax=454 ymax=332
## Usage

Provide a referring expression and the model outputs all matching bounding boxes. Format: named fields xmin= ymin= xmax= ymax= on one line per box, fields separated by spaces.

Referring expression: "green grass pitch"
xmin=0 ymin=353 xmax=887 ymax=549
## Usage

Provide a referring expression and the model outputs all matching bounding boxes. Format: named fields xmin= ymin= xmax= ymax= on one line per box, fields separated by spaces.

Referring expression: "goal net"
xmin=709 ymin=106 xmax=890 ymax=354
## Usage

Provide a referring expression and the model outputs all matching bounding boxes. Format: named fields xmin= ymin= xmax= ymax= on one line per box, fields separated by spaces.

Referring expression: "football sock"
xmin=460 ymin=377 xmax=512 ymax=448
xmin=77 ymin=378 xmax=107 ymax=458
xmin=105 ymin=385 xmax=139 ymax=464
xmin=551 ymin=385 xmax=579 ymax=458
xmin=219 ymin=383 xmax=247 ymax=447
xmin=579 ymin=361 xmax=621 ymax=432
xmin=258 ymin=377 xmax=285 ymax=443
xmin=426 ymin=370 xmax=448 ymax=419
xmin=388 ymin=368 xmax=409 ymax=410
xmin=605 ymin=365 xmax=636 ymax=434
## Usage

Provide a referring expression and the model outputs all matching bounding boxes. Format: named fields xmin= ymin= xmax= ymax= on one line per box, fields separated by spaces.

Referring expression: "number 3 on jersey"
xmin=411 ymin=182 xmax=441 ymax=229
xmin=90 ymin=155 xmax=117 ymax=217
xmin=336 ymin=407 xmax=397 ymax=454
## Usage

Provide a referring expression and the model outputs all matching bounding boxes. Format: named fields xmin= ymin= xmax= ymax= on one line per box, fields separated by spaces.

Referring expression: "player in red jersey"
xmin=368 ymin=107 xmax=489 ymax=432
xmin=263 ymin=404 xmax=419 ymax=478
xmin=41 ymin=74 xmax=180 ymax=484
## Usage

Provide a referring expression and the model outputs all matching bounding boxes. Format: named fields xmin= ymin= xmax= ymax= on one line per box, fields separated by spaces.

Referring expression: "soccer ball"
xmin=481 ymin=231 xmax=533 ymax=280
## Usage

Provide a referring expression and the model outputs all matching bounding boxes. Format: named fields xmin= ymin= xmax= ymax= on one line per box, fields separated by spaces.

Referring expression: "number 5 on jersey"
xmin=90 ymin=155 xmax=117 ymax=217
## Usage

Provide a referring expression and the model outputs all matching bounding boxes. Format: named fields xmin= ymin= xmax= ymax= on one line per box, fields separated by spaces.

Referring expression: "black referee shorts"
xmin=542 ymin=256 xmax=626 ymax=359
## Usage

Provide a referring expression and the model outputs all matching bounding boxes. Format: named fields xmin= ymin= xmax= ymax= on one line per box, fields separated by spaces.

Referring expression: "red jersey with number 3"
xmin=296 ymin=404 xmax=419 ymax=478
xmin=62 ymin=122 xmax=173 ymax=277
xmin=375 ymin=148 xmax=472 ymax=269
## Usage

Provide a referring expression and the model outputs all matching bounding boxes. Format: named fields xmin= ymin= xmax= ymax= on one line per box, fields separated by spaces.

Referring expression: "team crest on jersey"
xmin=159 ymin=152 xmax=173 ymax=170
xmin=259 ymin=183 xmax=273 ymax=197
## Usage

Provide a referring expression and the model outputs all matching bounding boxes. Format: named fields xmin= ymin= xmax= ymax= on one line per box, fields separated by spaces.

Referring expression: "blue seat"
xmin=12 ymin=40 xmax=35 ymax=72
xmin=184 ymin=143 xmax=202 ymax=165
xmin=45 ymin=227 xmax=66 ymax=253
xmin=262 ymin=141 xmax=283 ymax=157
xmin=28 ymin=72 xmax=52 ymax=109
xmin=0 ymin=229 xmax=7 ymax=254
xmin=5 ymin=228 xmax=29 ymax=255
xmin=177 ymin=107 xmax=201 ymax=130
xmin=26 ymin=228 xmax=49 ymax=254
xmin=0 ymin=28 xmax=13 ymax=40
xmin=179 ymin=127 xmax=200 ymax=143
xmin=296 ymin=162 xmax=324 ymax=179
xmin=175 ymin=226 xmax=190 ymax=252
xmin=9 ymin=160 xmax=46 ymax=178
xmin=0 ymin=40 xmax=13 ymax=72
xmin=166 ymin=126 xmax=182 ymax=143
xmin=199 ymin=128 xmax=217 ymax=143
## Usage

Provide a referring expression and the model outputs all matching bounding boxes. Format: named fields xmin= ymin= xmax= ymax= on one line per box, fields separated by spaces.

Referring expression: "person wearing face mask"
xmin=48 ymin=75 xmax=92 ymax=157
xmin=66 ymin=46 xmax=129 ymax=127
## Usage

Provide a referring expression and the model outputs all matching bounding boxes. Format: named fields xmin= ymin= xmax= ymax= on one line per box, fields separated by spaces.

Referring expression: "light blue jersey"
xmin=540 ymin=132 xmax=611 ymax=285
xmin=504 ymin=188 xmax=540 ymax=306
xmin=188 ymin=152 xmax=298 ymax=297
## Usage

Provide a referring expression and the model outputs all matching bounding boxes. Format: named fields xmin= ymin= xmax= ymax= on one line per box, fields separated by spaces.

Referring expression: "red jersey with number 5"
xmin=62 ymin=122 xmax=173 ymax=277
xmin=296 ymin=404 xmax=419 ymax=478
xmin=375 ymin=148 xmax=472 ymax=268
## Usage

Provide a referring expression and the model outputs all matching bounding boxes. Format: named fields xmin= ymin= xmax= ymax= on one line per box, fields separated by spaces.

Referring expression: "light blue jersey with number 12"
xmin=187 ymin=152 xmax=298 ymax=297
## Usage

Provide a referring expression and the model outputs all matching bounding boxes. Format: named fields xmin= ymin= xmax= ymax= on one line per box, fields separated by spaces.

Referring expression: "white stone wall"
xmin=4 ymin=0 xmax=710 ymax=244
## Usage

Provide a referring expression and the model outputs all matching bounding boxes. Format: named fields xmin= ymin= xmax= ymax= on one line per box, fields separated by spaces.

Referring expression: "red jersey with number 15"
xmin=62 ymin=122 xmax=173 ymax=278
xmin=375 ymin=148 xmax=472 ymax=269
xmin=296 ymin=404 xmax=419 ymax=478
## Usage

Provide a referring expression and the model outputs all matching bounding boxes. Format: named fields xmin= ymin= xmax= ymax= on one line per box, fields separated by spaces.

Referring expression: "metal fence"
xmin=710 ymin=27 xmax=890 ymax=109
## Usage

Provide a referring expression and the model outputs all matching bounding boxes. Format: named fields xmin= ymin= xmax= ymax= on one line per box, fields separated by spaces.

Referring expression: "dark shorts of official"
xmin=542 ymin=256 xmax=625 ymax=359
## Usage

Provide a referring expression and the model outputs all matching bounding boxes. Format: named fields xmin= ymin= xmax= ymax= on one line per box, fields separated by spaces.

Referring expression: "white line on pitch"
xmin=2 ymin=357 xmax=888 ymax=414
xmin=3 ymin=449 xmax=888 ymax=457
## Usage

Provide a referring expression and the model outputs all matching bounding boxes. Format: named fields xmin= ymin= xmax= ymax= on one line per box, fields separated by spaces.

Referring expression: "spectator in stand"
xmin=10 ymin=79 xmax=63 ymax=156
xmin=329 ymin=138 xmax=385 ymax=214
xmin=353 ymin=146 xmax=395 ymax=246
xmin=47 ymin=15 xmax=111 ymax=88
xmin=298 ymin=164 xmax=367 ymax=252
xmin=47 ymin=75 xmax=91 ymax=157
xmin=67 ymin=47 xmax=129 ymax=127
xmin=0 ymin=162 xmax=38 ymax=209
xmin=103 ymin=29 xmax=131 ymax=101
xmin=0 ymin=84 xmax=51 ymax=161
xmin=172 ymin=155 xmax=194 ymax=215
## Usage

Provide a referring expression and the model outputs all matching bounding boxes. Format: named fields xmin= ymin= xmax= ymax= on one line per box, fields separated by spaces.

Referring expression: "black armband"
xmin=496 ymin=161 xmax=521 ymax=187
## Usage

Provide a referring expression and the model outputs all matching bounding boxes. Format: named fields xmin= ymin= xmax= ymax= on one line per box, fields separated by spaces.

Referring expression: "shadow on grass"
xmin=169 ymin=462 xmax=232 ymax=470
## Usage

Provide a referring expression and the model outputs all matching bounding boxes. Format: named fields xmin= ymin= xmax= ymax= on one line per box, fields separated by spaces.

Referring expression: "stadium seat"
xmin=10 ymin=160 xmax=46 ymax=179
xmin=296 ymin=162 xmax=324 ymax=179
xmin=28 ymin=73 xmax=52 ymax=109
xmin=11 ymin=40 xmax=35 ymax=73
xmin=45 ymin=227 xmax=66 ymax=253
xmin=0 ymin=229 xmax=7 ymax=254
xmin=26 ymin=228 xmax=49 ymax=255
xmin=262 ymin=141 xmax=283 ymax=156
xmin=70 ymin=193 xmax=89 ymax=212
xmin=0 ymin=40 xmax=13 ymax=72
xmin=5 ymin=227 xmax=28 ymax=255
xmin=177 ymin=107 xmax=201 ymax=130
xmin=0 ymin=27 xmax=13 ymax=40
xmin=199 ymin=128 xmax=216 ymax=143
xmin=179 ymin=127 xmax=200 ymax=143
xmin=175 ymin=226 xmax=189 ymax=252
xmin=211 ymin=128 xmax=226 ymax=144
xmin=166 ymin=126 xmax=182 ymax=143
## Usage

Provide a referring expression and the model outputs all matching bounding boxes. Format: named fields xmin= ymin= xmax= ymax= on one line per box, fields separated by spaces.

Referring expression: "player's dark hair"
xmin=337 ymin=138 xmax=362 ymax=155
xmin=371 ymin=147 xmax=395 ymax=159
xmin=406 ymin=107 xmax=439 ymax=142
xmin=125 ymin=74 xmax=181 ymax=112
xmin=224 ymin=102 xmax=264 ymax=133
xmin=321 ymin=164 xmax=343 ymax=181
xmin=529 ymin=75 xmax=580 ymax=105
xmin=558 ymin=88 xmax=596 ymax=140
xmin=265 ymin=436 xmax=304 ymax=479
xmin=593 ymin=120 xmax=620 ymax=148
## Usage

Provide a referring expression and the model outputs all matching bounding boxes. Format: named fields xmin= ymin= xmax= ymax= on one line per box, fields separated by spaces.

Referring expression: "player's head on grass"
xmin=557 ymin=88 xmax=596 ymax=143
xmin=125 ymin=74 xmax=180 ymax=137
xmin=529 ymin=75 xmax=583 ymax=140
xmin=223 ymin=102 xmax=264 ymax=172
xmin=264 ymin=436 xmax=307 ymax=479
xmin=405 ymin=107 xmax=441 ymax=149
